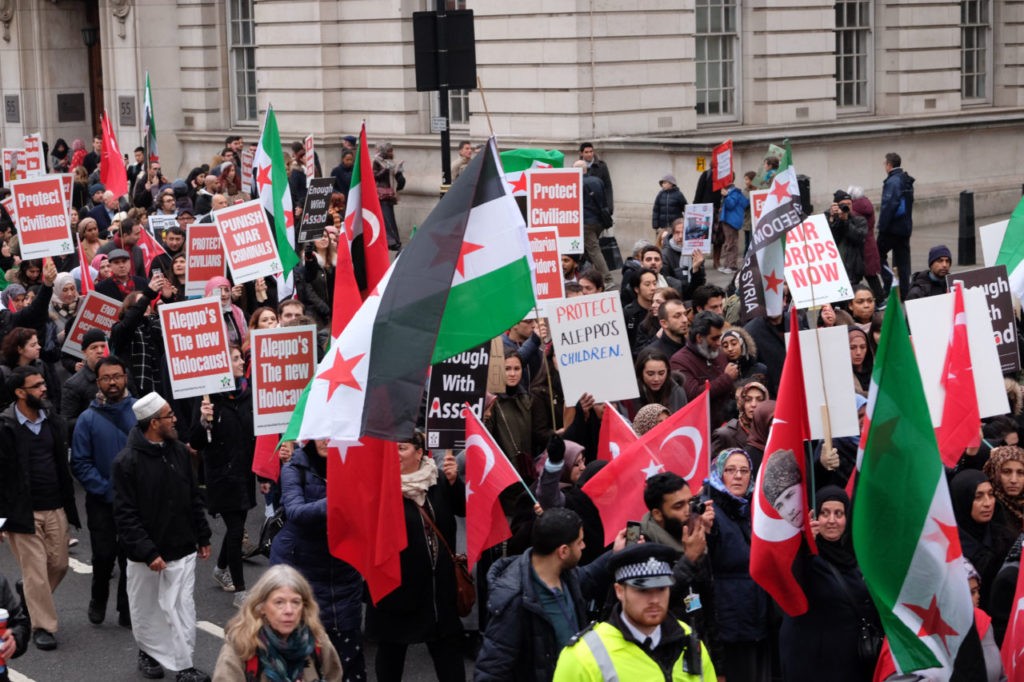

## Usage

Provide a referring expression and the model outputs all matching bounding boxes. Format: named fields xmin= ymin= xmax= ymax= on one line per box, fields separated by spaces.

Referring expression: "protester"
xmin=372 ymin=142 xmax=405 ymax=251
xmin=906 ymin=244 xmax=952 ymax=300
xmin=0 ymin=569 xmax=31 ymax=665
xmin=484 ymin=352 xmax=552 ymax=488
xmin=876 ymin=152 xmax=914 ymax=300
xmin=213 ymin=565 xmax=343 ymax=681
xmin=632 ymin=402 xmax=670 ymax=436
xmin=849 ymin=327 xmax=873 ymax=397
xmin=719 ymin=328 xmax=767 ymax=388
xmin=744 ymin=400 xmax=775 ymax=472
xmin=619 ymin=350 xmax=687 ymax=421
xmin=984 ymin=445 xmax=1024 ymax=545
xmin=670 ymin=311 xmax=737 ymax=426
xmin=651 ymin=174 xmax=687 ymax=235
xmin=951 ymin=470 xmax=1013 ymax=612
xmin=712 ymin=381 xmax=768 ymax=454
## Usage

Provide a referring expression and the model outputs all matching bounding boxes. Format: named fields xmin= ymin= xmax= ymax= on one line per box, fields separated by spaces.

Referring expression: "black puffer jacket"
xmin=475 ymin=549 xmax=613 ymax=681
xmin=652 ymin=186 xmax=688 ymax=229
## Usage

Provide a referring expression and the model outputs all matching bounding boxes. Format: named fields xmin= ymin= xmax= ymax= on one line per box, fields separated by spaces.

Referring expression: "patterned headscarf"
xmin=633 ymin=403 xmax=669 ymax=436
xmin=707 ymin=448 xmax=754 ymax=515
xmin=984 ymin=445 xmax=1024 ymax=523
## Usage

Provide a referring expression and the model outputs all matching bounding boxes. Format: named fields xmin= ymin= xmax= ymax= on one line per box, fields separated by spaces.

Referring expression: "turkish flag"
xmin=464 ymin=405 xmax=521 ymax=569
xmin=937 ymin=282 xmax=981 ymax=467
xmin=1001 ymin=539 xmax=1024 ymax=679
xmin=596 ymin=405 xmax=637 ymax=461
xmin=583 ymin=388 xmax=711 ymax=547
xmin=78 ymin=240 xmax=94 ymax=295
xmin=326 ymin=437 xmax=407 ymax=604
xmin=136 ymin=226 xmax=168 ymax=275
xmin=751 ymin=306 xmax=815 ymax=617
xmin=100 ymin=111 xmax=129 ymax=199
xmin=251 ymin=434 xmax=282 ymax=482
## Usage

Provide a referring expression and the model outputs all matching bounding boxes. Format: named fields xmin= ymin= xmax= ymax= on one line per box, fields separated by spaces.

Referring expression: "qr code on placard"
xmin=428 ymin=431 xmax=439 ymax=448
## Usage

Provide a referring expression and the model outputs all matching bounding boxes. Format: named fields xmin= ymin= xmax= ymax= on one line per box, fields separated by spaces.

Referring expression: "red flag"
xmin=136 ymin=226 xmax=168 ymax=275
xmin=596 ymin=405 xmax=637 ymax=461
xmin=326 ymin=437 xmax=406 ymax=604
xmin=711 ymin=139 xmax=734 ymax=191
xmin=330 ymin=218 xmax=363 ymax=340
xmin=1002 ymin=539 xmax=1024 ymax=678
xmin=464 ymin=405 xmax=521 ymax=569
xmin=343 ymin=123 xmax=390 ymax=298
xmin=584 ymin=388 xmax=711 ymax=547
xmin=251 ymin=434 xmax=283 ymax=482
xmin=100 ymin=111 xmax=128 ymax=199
xmin=78 ymin=240 xmax=95 ymax=295
xmin=936 ymin=281 xmax=981 ymax=467
xmin=751 ymin=307 xmax=815 ymax=616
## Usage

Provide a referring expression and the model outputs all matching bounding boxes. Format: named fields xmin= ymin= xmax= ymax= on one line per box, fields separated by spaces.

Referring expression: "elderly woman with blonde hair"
xmin=212 ymin=564 xmax=343 ymax=681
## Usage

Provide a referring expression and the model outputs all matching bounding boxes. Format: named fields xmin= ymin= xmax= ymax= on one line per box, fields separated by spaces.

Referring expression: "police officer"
xmin=553 ymin=543 xmax=716 ymax=681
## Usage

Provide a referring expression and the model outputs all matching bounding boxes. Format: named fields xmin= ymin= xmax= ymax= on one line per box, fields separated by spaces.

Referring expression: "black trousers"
xmin=876 ymin=231 xmax=911 ymax=300
xmin=374 ymin=634 xmax=464 ymax=682
xmin=85 ymin=494 xmax=128 ymax=617
xmin=327 ymin=627 xmax=367 ymax=681
xmin=217 ymin=509 xmax=248 ymax=590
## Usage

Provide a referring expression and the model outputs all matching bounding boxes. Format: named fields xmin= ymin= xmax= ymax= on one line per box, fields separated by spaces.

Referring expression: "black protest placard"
xmin=298 ymin=178 xmax=336 ymax=243
xmin=949 ymin=265 xmax=1021 ymax=375
xmin=425 ymin=343 xmax=490 ymax=450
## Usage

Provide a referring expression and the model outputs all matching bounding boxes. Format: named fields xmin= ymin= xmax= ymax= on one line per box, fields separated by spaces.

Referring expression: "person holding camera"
xmin=826 ymin=190 xmax=868 ymax=287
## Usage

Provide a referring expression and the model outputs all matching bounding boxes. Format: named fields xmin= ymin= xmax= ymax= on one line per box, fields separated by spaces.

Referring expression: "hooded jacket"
xmin=652 ymin=180 xmax=688 ymax=229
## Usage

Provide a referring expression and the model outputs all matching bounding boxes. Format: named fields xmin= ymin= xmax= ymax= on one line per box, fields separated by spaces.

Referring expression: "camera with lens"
xmin=839 ymin=203 xmax=850 ymax=213
xmin=689 ymin=499 xmax=706 ymax=516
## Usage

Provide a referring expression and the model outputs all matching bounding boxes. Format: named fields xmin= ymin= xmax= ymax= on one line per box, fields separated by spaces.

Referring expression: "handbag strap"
xmin=416 ymin=504 xmax=459 ymax=564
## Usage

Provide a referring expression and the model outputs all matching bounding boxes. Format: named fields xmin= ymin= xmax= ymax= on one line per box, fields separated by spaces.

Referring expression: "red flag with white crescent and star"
xmin=343 ymin=123 xmax=389 ymax=299
xmin=936 ymin=281 xmax=981 ymax=467
xmin=1001 ymin=539 xmax=1024 ymax=679
xmin=596 ymin=405 xmax=638 ymax=462
xmin=583 ymin=388 xmax=711 ymax=547
xmin=464 ymin=404 xmax=522 ymax=569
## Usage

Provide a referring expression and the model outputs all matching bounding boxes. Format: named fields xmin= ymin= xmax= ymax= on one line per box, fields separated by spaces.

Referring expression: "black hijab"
xmin=815 ymin=485 xmax=857 ymax=570
xmin=950 ymin=470 xmax=993 ymax=557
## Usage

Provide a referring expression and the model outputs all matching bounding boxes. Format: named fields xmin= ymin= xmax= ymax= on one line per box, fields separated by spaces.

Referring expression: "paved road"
xmin=1 ymin=482 xmax=477 ymax=681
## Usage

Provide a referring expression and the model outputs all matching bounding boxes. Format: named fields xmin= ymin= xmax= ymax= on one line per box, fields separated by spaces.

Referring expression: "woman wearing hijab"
xmin=702 ymin=448 xmax=773 ymax=682
xmin=779 ymin=486 xmax=880 ymax=681
xmin=50 ymin=138 xmax=70 ymax=173
xmin=849 ymin=327 xmax=873 ymax=397
xmin=712 ymin=381 xmax=768 ymax=454
xmin=720 ymin=328 xmax=768 ymax=387
xmin=984 ymin=445 xmax=1024 ymax=546
xmin=632 ymin=402 xmax=669 ymax=436
xmin=951 ymin=470 xmax=1014 ymax=611
xmin=744 ymin=399 xmax=776 ymax=473
xmin=49 ymin=273 xmax=79 ymax=345
xmin=364 ymin=433 xmax=465 ymax=682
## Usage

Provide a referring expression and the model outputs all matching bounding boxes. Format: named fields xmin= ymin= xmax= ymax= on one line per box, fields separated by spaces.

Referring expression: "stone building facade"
xmin=0 ymin=0 xmax=1022 ymax=247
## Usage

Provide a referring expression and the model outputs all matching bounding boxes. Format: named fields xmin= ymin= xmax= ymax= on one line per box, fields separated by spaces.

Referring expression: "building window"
xmin=835 ymin=0 xmax=871 ymax=109
xmin=695 ymin=0 xmax=738 ymax=119
xmin=961 ymin=0 xmax=990 ymax=100
xmin=227 ymin=0 xmax=257 ymax=123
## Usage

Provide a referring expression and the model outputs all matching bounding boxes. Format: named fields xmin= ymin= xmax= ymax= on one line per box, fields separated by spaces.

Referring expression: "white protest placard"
xmin=240 ymin=147 xmax=255 ymax=192
xmin=10 ymin=175 xmax=75 ymax=259
xmin=683 ymin=203 xmax=714 ymax=253
xmin=905 ymin=287 xmax=1010 ymax=426
xmin=527 ymin=167 xmax=583 ymax=255
xmin=527 ymin=227 xmax=562 ymax=313
xmin=2 ymin=148 xmax=26 ymax=182
xmin=980 ymin=219 xmax=1009 ymax=268
xmin=148 ymin=214 xmax=179 ymax=237
xmin=159 ymin=296 xmax=234 ymax=398
xmin=783 ymin=214 xmax=853 ymax=308
xmin=250 ymin=325 xmax=317 ymax=435
xmin=22 ymin=133 xmax=46 ymax=177
xmin=61 ymin=291 xmax=122 ymax=359
xmin=785 ymin=326 xmax=860 ymax=439
xmin=547 ymin=292 xmax=639 ymax=404
xmin=185 ymin=223 xmax=226 ymax=297
xmin=213 ymin=199 xmax=283 ymax=284
xmin=303 ymin=135 xmax=315 ymax=186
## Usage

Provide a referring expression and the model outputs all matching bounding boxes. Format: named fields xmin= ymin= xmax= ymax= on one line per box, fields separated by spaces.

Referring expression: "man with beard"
xmin=113 ymin=393 xmax=211 ymax=682
xmin=906 ymin=244 xmax=952 ymax=301
xmin=670 ymin=311 xmax=739 ymax=425
xmin=0 ymin=366 xmax=80 ymax=651
xmin=150 ymin=224 xmax=185 ymax=276
xmin=70 ymin=356 xmax=137 ymax=628
xmin=553 ymin=543 xmax=717 ymax=680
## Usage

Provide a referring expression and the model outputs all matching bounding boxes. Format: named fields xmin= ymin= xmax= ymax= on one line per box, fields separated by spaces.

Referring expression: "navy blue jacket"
xmin=581 ymin=174 xmax=607 ymax=226
xmin=269 ymin=446 xmax=363 ymax=634
xmin=71 ymin=396 xmax=137 ymax=502
xmin=652 ymin=186 xmax=688 ymax=229
xmin=877 ymin=167 xmax=913 ymax=237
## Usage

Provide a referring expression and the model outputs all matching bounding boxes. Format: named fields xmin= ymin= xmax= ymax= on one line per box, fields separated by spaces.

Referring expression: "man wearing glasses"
xmin=70 ymin=356 xmax=137 ymax=629
xmin=0 ymin=366 xmax=80 ymax=651
xmin=113 ymin=391 xmax=212 ymax=682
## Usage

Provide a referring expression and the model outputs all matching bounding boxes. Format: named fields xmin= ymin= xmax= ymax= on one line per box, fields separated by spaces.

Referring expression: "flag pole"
xmin=476 ymin=76 xmax=495 ymax=137
xmin=465 ymin=402 xmax=541 ymax=509
xmin=705 ymin=379 xmax=711 ymax=494
xmin=534 ymin=307 xmax=558 ymax=430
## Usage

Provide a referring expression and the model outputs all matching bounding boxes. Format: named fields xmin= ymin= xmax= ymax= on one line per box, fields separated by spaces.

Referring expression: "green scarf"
xmin=257 ymin=623 xmax=315 ymax=682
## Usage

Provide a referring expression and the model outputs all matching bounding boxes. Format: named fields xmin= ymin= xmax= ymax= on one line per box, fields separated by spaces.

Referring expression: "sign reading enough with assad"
xmin=547 ymin=292 xmax=639 ymax=405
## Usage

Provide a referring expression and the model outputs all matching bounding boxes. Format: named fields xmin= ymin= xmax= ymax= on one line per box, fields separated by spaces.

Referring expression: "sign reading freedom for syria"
xmin=548 ymin=292 xmax=638 ymax=404
xmin=186 ymin=223 xmax=226 ymax=297
xmin=213 ymin=199 xmax=283 ymax=284
xmin=159 ymin=297 xmax=234 ymax=399
xmin=10 ymin=176 xmax=74 ymax=259
xmin=782 ymin=214 xmax=852 ymax=307
xmin=250 ymin=325 xmax=317 ymax=436
xmin=526 ymin=168 xmax=583 ymax=255
xmin=62 ymin=291 xmax=121 ymax=359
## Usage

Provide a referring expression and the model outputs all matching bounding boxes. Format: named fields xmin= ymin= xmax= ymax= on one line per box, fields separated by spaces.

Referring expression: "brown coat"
xmin=211 ymin=636 xmax=343 ymax=681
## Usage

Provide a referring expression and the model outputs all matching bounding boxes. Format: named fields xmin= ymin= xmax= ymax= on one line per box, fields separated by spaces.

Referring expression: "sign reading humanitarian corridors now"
xmin=526 ymin=167 xmax=583 ymax=255
xmin=213 ymin=199 xmax=283 ymax=284
xmin=159 ymin=296 xmax=234 ymax=399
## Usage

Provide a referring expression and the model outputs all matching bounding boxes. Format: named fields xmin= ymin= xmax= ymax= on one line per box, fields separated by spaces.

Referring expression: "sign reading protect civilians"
xmin=782 ymin=214 xmax=853 ymax=308
xmin=526 ymin=167 xmax=583 ymax=255
xmin=213 ymin=199 xmax=283 ymax=285
xmin=159 ymin=296 xmax=234 ymax=399
xmin=547 ymin=292 xmax=638 ymax=405
xmin=185 ymin=223 xmax=225 ymax=297
xmin=61 ymin=291 xmax=122 ymax=359
xmin=10 ymin=176 xmax=74 ymax=259
xmin=250 ymin=325 xmax=317 ymax=436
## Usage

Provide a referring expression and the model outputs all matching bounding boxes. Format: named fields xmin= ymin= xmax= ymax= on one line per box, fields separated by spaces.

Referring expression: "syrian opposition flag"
xmin=1001 ymin=538 xmax=1024 ymax=677
xmin=143 ymin=72 xmax=159 ymax=162
xmin=344 ymin=123 xmax=390 ymax=299
xmin=852 ymin=288 xmax=981 ymax=677
xmin=499 ymin=148 xmax=564 ymax=196
xmin=464 ymin=405 xmax=522 ymax=569
xmin=751 ymin=306 xmax=815 ymax=616
xmin=100 ymin=111 xmax=128 ymax=199
xmin=996 ymin=197 xmax=1024 ymax=302
xmin=596 ymin=406 xmax=637 ymax=462
xmin=751 ymin=166 xmax=803 ymax=253
xmin=290 ymin=139 xmax=535 ymax=444
xmin=253 ymin=105 xmax=299 ymax=275
xmin=583 ymin=387 xmax=710 ymax=546
xmin=936 ymin=282 xmax=980 ymax=467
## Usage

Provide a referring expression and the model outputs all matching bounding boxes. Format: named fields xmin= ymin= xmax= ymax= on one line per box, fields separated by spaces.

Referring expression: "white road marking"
xmin=197 ymin=620 xmax=225 ymax=639
xmin=10 ymin=668 xmax=36 ymax=681
xmin=68 ymin=557 xmax=92 ymax=575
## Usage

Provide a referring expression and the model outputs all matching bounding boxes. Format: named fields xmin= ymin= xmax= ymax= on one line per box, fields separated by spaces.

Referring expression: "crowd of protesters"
xmin=0 ymin=135 xmax=1015 ymax=682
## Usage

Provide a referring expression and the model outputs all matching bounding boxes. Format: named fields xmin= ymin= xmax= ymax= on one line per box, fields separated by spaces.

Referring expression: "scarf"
xmin=745 ymin=400 xmax=776 ymax=452
xmin=51 ymin=299 xmax=78 ymax=321
xmin=706 ymin=449 xmax=752 ymax=516
xmin=401 ymin=456 xmax=437 ymax=506
xmin=984 ymin=446 xmax=1024 ymax=524
xmin=256 ymin=623 xmax=315 ymax=682
xmin=814 ymin=485 xmax=858 ymax=570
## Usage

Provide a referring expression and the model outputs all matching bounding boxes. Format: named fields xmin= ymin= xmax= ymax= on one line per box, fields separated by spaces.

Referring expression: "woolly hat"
xmin=928 ymin=245 xmax=952 ymax=266
xmin=89 ymin=183 xmax=106 ymax=196
xmin=761 ymin=449 xmax=801 ymax=505
xmin=660 ymin=174 xmax=678 ymax=186
xmin=81 ymin=328 xmax=107 ymax=351
xmin=833 ymin=189 xmax=852 ymax=203
xmin=132 ymin=392 xmax=168 ymax=421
